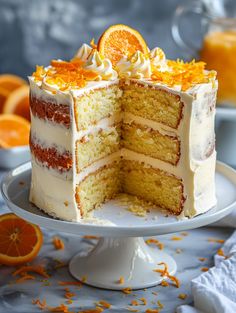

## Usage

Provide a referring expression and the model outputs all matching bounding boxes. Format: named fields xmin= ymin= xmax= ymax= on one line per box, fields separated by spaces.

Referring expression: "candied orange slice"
xmin=97 ymin=24 xmax=148 ymax=65
xmin=3 ymin=85 xmax=30 ymax=121
xmin=0 ymin=213 xmax=43 ymax=266
xmin=0 ymin=114 xmax=30 ymax=148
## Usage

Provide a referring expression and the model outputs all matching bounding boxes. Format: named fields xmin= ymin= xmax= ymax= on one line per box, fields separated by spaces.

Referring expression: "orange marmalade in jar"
xmin=200 ymin=29 xmax=236 ymax=105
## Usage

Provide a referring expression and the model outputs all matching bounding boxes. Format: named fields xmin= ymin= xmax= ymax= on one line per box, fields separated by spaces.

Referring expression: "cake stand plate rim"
xmin=1 ymin=161 xmax=236 ymax=237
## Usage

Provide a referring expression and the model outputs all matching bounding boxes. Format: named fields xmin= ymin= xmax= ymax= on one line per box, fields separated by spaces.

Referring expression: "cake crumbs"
xmin=19 ymin=181 xmax=25 ymax=186
xmin=52 ymin=236 xmax=65 ymax=250
xmin=180 ymin=232 xmax=188 ymax=236
xmin=198 ymin=257 xmax=207 ymax=262
xmin=64 ymin=201 xmax=69 ymax=207
xmin=152 ymin=291 xmax=158 ymax=296
xmin=145 ymin=238 xmax=164 ymax=250
xmin=122 ymin=287 xmax=132 ymax=294
xmin=117 ymin=276 xmax=125 ymax=284
xmin=201 ymin=267 xmax=209 ymax=272
xmin=54 ymin=259 xmax=67 ymax=269
xmin=81 ymin=276 xmax=87 ymax=283
xmin=178 ymin=293 xmax=187 ymax=300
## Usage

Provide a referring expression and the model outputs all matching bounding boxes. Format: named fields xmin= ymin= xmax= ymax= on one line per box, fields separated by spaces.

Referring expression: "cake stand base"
xmin=69 ymin=237 xmax=177 ymax=290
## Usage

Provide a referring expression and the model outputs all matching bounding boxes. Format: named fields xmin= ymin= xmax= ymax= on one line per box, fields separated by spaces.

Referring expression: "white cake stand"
xmin=1 ymin=161 xmax=236 ymax=290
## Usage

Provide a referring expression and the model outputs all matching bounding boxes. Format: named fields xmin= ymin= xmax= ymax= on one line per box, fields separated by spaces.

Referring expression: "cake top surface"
xmin=31 ymin=24 xmax=216 ymax=93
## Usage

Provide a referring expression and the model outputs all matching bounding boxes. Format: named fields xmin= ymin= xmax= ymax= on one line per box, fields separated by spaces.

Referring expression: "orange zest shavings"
xmin=97 ymin=300 xmax=111 ymax=309
xmin=154 ymin=262 xmax=180 ymax=288
xmin=178 ymin=293 xmax=187 ymax=300
xmin=58 ymin=281 xmax=82 ymax=286
xmin=151 ymin=59 xmax=216 ymax=91
xmin=32 ymin=299 xmax=74 ymax=313
xmin=117 ymin=276 xmax=125 ymax=284
xmin=157 ymin=300 xmax=164 ymax=309
xmin=145 ymin=309 xmax=159 ymax=313
xmin=198 ymin=257 xmax=207 ymax=262
xmin=32 ymin=59 xmax=98 ymax=92
xmin=83 ymin=235 xmax=100 ymax=240
xmin=16 ymin=274 xmax=35 ymax=283
xmin=131 ymin=300 xmax=139 ymax=306
xmin=145 ymin=238 xmax=164 ymax=250
xmin=139 ymin=298 xmax=147 ymax=305
xmin=122 ymin=287 xmax=132 ymax=294
xmin=217 ymin=248 xmax=225 ymax=257
xmin=160 ymin=280 xmax=169 ymax=287
xmin=170 ymin=236 xmax=182 ymax=241
xmin=201 ymin=267 xmax=209 ymax=272
xmin=52 ymin=236 xmax=65 ymax=250
xmin=208 ymin=238 xmax=225 ymax=244
xmin=13 ymin=265 xmax=49 ymax=278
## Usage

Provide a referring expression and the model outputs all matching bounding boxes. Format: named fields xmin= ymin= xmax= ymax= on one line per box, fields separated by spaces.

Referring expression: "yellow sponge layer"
xmin=76 ymin=125 xmax=121 ymax=171
xmin=121 ymin=83 xmax=183 ymax=129
xmin=74 ymin=85 xmax=122 ymax=130
xmin=76 ymin=162 xmax=121 ymax=217
xmin=122 ymin=160 xmax=184 ymax=214
xmin=122 ymin=122 xmax=180 ymax=165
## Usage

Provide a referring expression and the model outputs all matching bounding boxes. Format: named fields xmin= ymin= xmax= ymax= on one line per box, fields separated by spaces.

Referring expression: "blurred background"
xmin=0 ymin=0 xmax=198 ymax=78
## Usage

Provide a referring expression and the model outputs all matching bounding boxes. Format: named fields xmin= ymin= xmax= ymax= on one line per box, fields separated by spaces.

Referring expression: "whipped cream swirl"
xmin=116 ymin=51 xmax=151 ymax=79
xmin=149 ymin=47 xmax=168 ymax=71
xmin=74 ymin=44 xmax=92 ymax=61
xmin=84 ymin=50 xmax=118 ymax=81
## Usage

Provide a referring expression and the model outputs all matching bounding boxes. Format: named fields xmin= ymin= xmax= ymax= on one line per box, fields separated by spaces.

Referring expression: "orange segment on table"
xmin=0 ymin=213 xmax=43 ymax=266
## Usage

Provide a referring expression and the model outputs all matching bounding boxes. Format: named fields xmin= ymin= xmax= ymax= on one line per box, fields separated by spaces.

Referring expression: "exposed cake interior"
xmin=29 ymin=34 xmax=217 ymax=222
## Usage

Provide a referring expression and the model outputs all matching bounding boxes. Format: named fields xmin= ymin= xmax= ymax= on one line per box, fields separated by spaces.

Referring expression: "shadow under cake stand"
xmin=2 ymin=161 xmax=236 ymax=290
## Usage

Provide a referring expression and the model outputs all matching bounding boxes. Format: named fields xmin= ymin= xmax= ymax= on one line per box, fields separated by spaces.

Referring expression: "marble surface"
xmin=0 ymin=169 xmax=233 ymax=313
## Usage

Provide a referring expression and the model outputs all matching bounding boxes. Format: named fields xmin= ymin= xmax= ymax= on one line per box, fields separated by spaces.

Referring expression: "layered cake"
xmin=29 ymin=24 xmax=217 ymax=222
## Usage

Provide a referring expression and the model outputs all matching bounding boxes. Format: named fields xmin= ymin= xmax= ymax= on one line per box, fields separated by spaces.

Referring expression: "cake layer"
xmin=30 ymin=138 xmax=72 ymax=173
xmin=76 ymin=161 xmax=121 ymax=217
xmin=76 ymin=124 xmax=121 ymax=171
xmin=121 ymin=82 xmax=184 ymax=129
xmin=122 ymin=160 xmax=184 ymax=214
xmin=74 ymin=84 xmax=122 ymax=130
xmin=30 ymin=95 xmax=71 ymax=128
xmin=122 ymin=122 xmax=180 ymax=165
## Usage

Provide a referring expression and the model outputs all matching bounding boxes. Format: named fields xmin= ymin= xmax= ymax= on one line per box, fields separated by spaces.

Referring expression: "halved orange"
xmin=97 ymin=24 xmax=149 ymax=66
xmin=0 ymin=114 xmax=30 ymax=148
xmin=3 ymin=85 xmax=30 ymax=121
xmin=0 ymin=213 xmax=43 ymax=266
xmin=0 ymin=74 xmax=26 ymax=113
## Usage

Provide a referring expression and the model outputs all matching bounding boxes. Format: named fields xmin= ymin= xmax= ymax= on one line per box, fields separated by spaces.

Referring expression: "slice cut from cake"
xmin=29 ymin=24 xmax=217 ymax=221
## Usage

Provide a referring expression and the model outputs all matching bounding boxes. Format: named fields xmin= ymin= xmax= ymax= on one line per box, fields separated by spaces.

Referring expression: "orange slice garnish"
xmin=97 ymin=24 xmax=149 ymax=65
xmin=0 ymin=74 xmax=26 ymax=113
xmin=0 ymin=213 xmax=43 ymax=266
xmin=3 ymin=85 xmax=30 ymax=121
xmin=0 ymin=114 xmax=30 ymax=148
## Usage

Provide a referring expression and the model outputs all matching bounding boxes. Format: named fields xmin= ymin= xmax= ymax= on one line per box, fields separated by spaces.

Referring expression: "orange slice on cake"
xmin=3 ymin=85 xmax=30 ymax=121
xmin=0 ymin=114 xmax=30 ymax=148
xmin=0 ymin=213 xmax=43 ymax=266
xmin=97 ymin=24 xmax=149 ymax=65
xmin=0 ymin=74 xmax=26 ymax=113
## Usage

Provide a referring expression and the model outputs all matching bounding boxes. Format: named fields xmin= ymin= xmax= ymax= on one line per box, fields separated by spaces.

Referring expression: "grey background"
xmin=0 ymin=0 xmax=201 ymax=79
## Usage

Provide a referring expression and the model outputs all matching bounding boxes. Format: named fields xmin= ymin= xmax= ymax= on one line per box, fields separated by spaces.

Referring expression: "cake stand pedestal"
xmin=2 ymin=161 xmax=236 ymax=290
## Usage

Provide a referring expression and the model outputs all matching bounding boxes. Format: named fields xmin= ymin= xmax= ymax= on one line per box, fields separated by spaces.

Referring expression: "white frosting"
xmin=84 ymin=50 xmax=118 ymax=81
xmin=74 ymin=43 xmax=92 ymax=61
xmin=29 ymin=76 xmax=217 ymax=221
xmin=149 ymin=47 xmax=169 ymax=71
xmin=116 ymin=51 xmax=151 ymax=79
